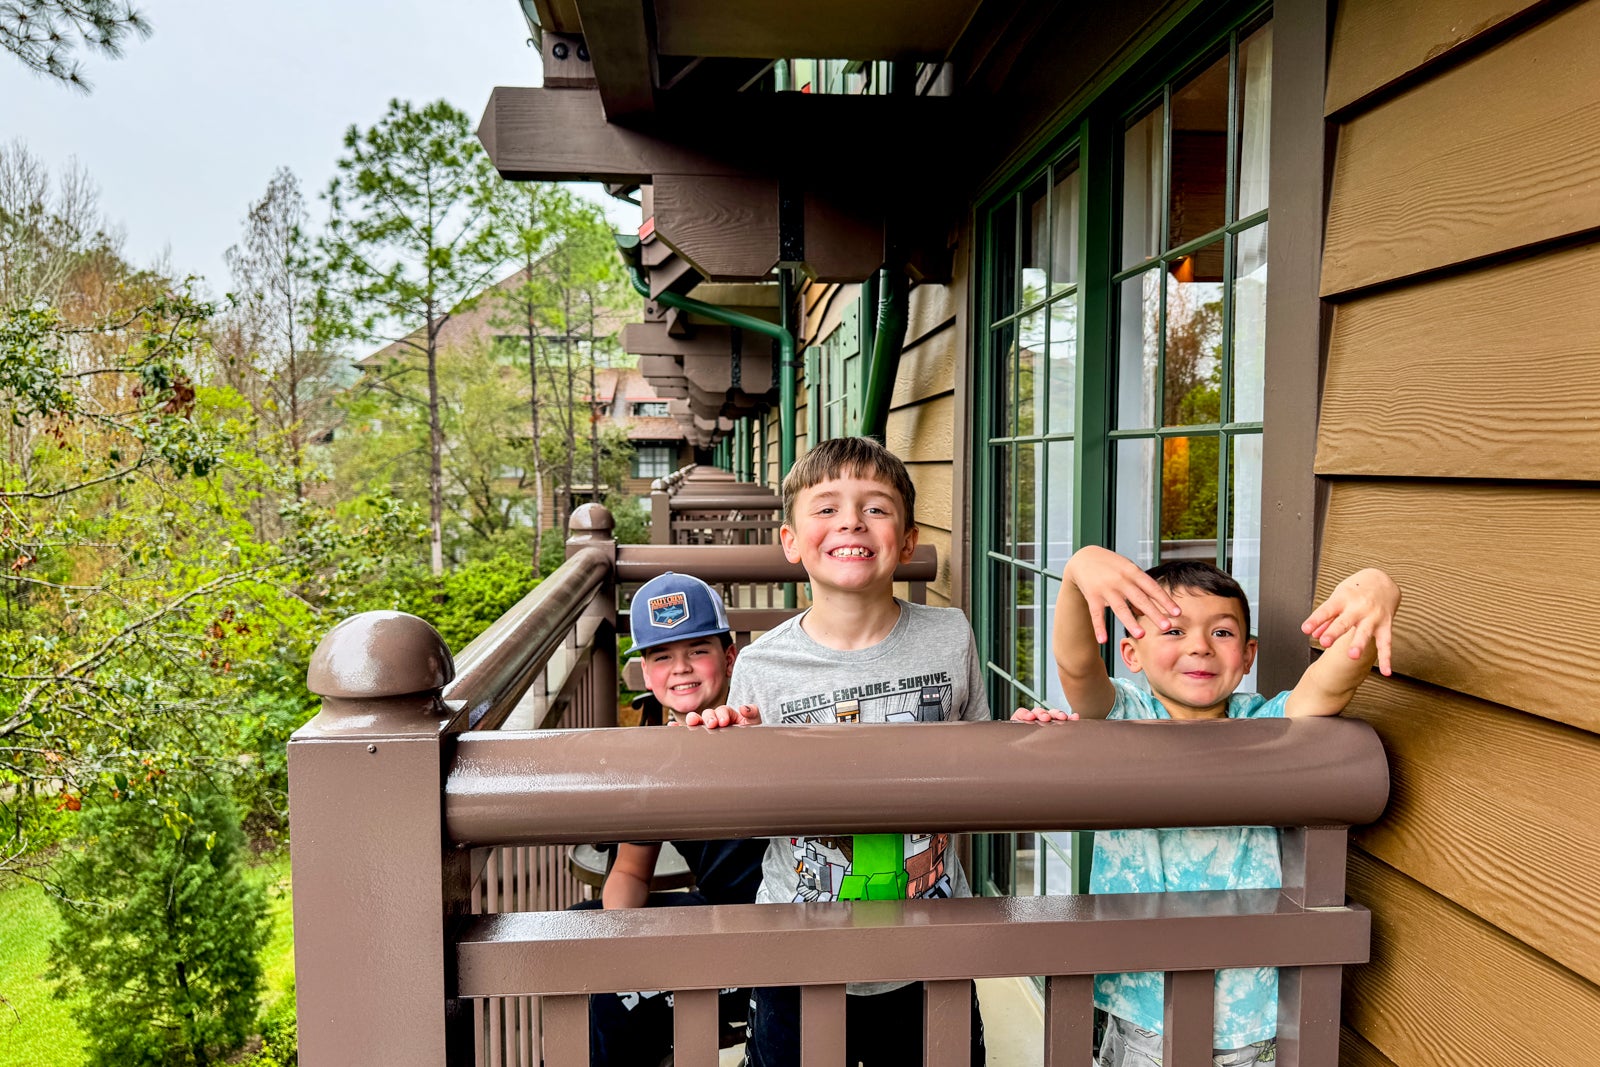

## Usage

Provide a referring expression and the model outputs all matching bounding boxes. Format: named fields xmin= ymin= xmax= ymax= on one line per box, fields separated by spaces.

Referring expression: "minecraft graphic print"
xmin=771 ymin=668 xmax=958 ymax=903
xmin=774 ymin=670 xmax=954 ymax=725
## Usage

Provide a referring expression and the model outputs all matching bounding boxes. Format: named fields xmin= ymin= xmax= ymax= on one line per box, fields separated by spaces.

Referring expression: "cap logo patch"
xmin=648 ymin=592 xmax=690 ymax=629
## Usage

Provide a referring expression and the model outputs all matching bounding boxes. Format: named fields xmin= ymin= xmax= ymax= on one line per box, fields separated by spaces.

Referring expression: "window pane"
xmin=1159 ymin=435 xmax=1219 ymax=559
xmin=995 ymin=322 xmax=1017 ymax=437
xmin=1164 ymin=240 xmax=1225 ymax=427
xmin=1017 ymin=568 xmax=1042 ymax=696
xmin=1018 ymin=441 xmax=1043 ymax=563
xmin=1236 ymin=23 xmax=1273 ymax=219
xmin=1045 ymin=440 xmax=1075 ymax=576
xmin=1227 ymin=432 xmax=1263 ymax=612
xmin=1231 ymin=223 xmax=1268 ymax=424
xmin=1018 ymin=310 xmax=1047 ymax=436
xmin=1051 ymin=162 xmax=1081 ymax=295
xmin=1121 ymin=104 xmax=1164 ymax=269
xmin=1116 ymin=270 xmax=1160 ymax=429
xmin=1228 ymin=432 xmax=1263 ymax=694
xmin=991 ymin=202 xmax=1017 ymax=317
xmin=1042 ymin=575 xmax=1068 ymax=710
xmin=1022 ymin=179 xmax=1049 ymax=307
xmin=995 ymin=442 xmax=1014 ymax=555
xmin=1016 ymin=832 xmax=1040 ymax=897
xmin=1169 ymin=51 xmax=1228 ymax=245
xmin=1042 ymin=837 xmax=1073 ymax=896
xmin=990 ymin=564 xmax=1014 ymax=670
xmin=1047 ymin=300 xmax=1077 ymax=434
xmin=1114 ymin=437 xmax=1157 ymax=569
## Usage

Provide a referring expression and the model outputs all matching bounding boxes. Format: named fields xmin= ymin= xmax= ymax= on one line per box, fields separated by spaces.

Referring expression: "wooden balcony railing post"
xmin=649 ymin=478 xmax=670 ymax=544
xmin=567 ymin=503 xmax=618 ymax=728
xmin=290 ymin=611 xmax=472 ymax=1067
xmin=1277 ymin=826 xmax=1353 ymax=1067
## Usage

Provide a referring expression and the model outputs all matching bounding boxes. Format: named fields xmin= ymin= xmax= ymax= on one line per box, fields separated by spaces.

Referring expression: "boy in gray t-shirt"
xmin=691 ymin=436 xmax=988 ymax=1067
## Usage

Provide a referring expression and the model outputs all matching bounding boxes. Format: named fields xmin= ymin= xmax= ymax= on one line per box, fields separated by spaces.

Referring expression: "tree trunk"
xmin=427 ymin=309 xmax=445 ymax=577
xmin=587 ymin=290 xmax=600 ymax=505
xmin=560 ymin=283 xmax=576 ymax=539
xmin=525 ymin=285 xmax=543 ymax=573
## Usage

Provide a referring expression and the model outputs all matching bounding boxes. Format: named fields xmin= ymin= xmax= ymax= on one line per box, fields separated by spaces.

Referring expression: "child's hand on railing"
xmin=1300 ymin=567 xmax=1402 ymax=677
xmin=683 ymin=704 xmax=763 ymax=729
xmin=1010 ymin=707 xmax=1079 ymax=724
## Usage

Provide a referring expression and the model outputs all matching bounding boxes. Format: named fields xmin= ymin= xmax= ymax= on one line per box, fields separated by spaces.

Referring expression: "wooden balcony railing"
xmin=651 ymin=463 xmax=782 ymax=546
xmin=289 ymin=503 xmax=1387 ymax=1067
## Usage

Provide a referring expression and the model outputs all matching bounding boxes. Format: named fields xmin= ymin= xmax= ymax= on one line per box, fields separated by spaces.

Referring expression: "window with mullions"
xmin=975 ymin=15 xmax=1271 ymax=897
xmin=1112 ymin=20 xmax=1270 ymax=684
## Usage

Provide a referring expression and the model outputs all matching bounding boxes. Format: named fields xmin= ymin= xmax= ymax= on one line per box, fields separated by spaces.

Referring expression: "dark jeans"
xmin=746 ymin=981 xmax=986 ymax=1067
xmin=570 ymin=895 xmax=749 ymax=1067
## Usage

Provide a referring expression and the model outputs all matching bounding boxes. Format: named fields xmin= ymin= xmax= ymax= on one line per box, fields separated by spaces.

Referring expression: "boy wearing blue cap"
xmin=576 ymin=571 xmax=768 ymax=1065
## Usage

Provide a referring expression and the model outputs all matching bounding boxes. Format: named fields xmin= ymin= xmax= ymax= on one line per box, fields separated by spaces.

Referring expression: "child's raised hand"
xmin=1066 ymin=546 xmax=1181 ymax=644
xmin=1301 ymin=568 xmax=1402 ymax=676
xmin=1011 ymin=707 xmax=1079 ymax=724
xmin=683 ymin=703 xmax=762 ymax=729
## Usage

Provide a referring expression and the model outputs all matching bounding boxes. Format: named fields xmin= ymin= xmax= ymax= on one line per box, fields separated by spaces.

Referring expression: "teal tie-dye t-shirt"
xmin=1089 ymin=677 xmax=1290 ymax=1048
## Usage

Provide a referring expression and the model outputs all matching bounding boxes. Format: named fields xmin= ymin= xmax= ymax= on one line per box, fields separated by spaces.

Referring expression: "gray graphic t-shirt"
xmin=727 ymin=600 xmax=990 ymax=994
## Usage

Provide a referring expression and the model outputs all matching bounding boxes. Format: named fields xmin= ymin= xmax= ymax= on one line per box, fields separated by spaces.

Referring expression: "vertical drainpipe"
xmin=859 ymin=266 xmax=909 ymax=441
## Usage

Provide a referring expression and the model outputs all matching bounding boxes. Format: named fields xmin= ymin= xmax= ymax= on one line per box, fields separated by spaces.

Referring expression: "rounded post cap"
xmin=306 ymin=611 xmax=454 ymax=700
xmin=569 ymin=502 xmax=615 ymax=533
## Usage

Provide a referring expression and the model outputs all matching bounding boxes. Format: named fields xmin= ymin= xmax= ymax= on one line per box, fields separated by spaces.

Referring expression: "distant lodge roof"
xmin=625 ymin=416 xmax=685 ymax=440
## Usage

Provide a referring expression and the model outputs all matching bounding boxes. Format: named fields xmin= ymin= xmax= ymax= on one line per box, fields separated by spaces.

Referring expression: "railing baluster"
xmin=1043 ymin=974 xmax=1093 ymax=1066
xmin=800 ymin=984 xmax=847 ymax=1067
xmin=671 ymin=988 xmax=720 ymax=1066
xmin=541 ymin=994 xmax=589 ymax=1067
xmin=924 ymin=979 xmax=971 ymax=1067
xmin=1163 ymin=969 xmax=1215 ymax=1067
xmin=1279 ymin=826 xmax=1351 ymax=1067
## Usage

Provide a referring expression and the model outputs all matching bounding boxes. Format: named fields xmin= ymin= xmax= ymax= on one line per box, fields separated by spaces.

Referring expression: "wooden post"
xmin=290 ymin=611 xmax=472 ymax=1066
xmin=568 ymin=503 xmax=619 ymax=727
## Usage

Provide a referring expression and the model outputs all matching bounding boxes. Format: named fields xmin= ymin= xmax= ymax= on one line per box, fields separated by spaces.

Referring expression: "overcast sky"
xmin=2 ymin=0 xmax=639 ymax=296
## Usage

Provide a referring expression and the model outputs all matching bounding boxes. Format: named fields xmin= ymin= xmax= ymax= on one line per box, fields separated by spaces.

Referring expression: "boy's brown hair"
xmin=781 ymin=436 xmax=917 ymax=529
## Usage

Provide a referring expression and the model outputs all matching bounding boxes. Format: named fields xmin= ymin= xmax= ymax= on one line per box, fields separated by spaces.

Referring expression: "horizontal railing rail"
xmin=443 ymin=718 xmax=1388 ymax=846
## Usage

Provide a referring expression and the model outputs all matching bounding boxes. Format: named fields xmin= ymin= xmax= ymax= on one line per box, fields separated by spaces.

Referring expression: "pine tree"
xmin=48 ymin=783 xmax=269 ymax=1067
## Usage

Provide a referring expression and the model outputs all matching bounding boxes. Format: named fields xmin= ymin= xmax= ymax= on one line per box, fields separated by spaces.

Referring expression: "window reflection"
xmin=1164 ymin=239 xmax=1225 ymax=428
xmin=1121 ymin=106 xmax=1164 ymax=269
xmin=1170 ymin=52 xmax=1229 ymax=247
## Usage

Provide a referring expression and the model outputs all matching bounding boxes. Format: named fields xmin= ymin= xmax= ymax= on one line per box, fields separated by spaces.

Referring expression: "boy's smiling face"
xmin=1119 ymin=587 xmax=1257 ymax=719
xmin=640 ymin=635 xmax=735 ymax=718
xmin=779 ymin=473 xmax=918 ymax=597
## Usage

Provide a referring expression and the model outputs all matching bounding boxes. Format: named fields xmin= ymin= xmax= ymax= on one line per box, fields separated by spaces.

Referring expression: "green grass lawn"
xmin=0 ymin=850 xmax=296 ymax=1067
xmin=0 ymin=876 xmax=85 ymax=1067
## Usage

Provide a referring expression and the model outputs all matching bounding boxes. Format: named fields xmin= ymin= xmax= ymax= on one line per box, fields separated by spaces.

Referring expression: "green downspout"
xmin=859 ymin=267 xmax=909 ymax=441
xmin=625 ymin=264 xmax=797 ymax=477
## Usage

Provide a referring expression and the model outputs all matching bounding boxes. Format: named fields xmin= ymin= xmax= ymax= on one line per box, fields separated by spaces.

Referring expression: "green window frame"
xmin=972 ymin=6 xmax=1272 ymax=900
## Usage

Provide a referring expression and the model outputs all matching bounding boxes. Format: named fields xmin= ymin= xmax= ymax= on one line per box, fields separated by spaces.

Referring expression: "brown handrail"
xmin=443 ymin=716 xmax=1389 ymax=846
xmin=444 ymin=545 xmax=611 ymax=731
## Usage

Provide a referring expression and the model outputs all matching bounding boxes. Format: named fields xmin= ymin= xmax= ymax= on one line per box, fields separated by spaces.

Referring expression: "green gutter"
xmin=624 ymin=262 xmax=797 ymax=476
xmin=859 ymin=267 xmax=909 ymax=441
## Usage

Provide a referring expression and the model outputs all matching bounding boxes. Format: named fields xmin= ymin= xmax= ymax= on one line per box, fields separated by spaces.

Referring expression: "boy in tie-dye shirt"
xmin=1012 ymin=547 xmax=1400 ymax=1066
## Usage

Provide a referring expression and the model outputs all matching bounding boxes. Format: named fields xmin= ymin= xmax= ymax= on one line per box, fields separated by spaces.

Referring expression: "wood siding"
xmin=1318 ymin=2 xmax=1600 ymax=1061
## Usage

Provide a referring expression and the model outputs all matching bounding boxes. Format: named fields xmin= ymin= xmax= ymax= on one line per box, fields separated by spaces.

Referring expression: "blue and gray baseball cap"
xmin=628 ymin=572 xmax=732 ymax=653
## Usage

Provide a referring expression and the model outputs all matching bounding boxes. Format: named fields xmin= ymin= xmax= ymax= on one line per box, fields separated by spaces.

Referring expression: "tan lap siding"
xmin=1344 ymin=676 xmax=1600 ymax=983
xmin=1320 ymin=3 xmax=1600 ymax=1062
xmin=1317 ymin=481 xmax=1598 ymax=732
xmin=1347 ymin=854 xmax=1600 ymax=1067
xmin=1321 ymin=0 xmax=1600 ymax=296
xmin=1325 ymin=0 xmax=1550 ymax=114
xmin=892 ymin=279 xmax=961 ymax=603
xmin=1317 ymin=241 xmax=1600 ymax=480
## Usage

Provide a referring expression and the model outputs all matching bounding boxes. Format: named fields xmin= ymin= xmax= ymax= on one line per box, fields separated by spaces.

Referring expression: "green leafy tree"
xmin=221 ymin=167 xmax=342 ymax=504
xmin=317 ymin=99 xmax=507 ymax=577
xmin=48 ymin=782 xmax=268 ymax=1067
xmin=0 ymin=0 xmax=152 ymax=90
